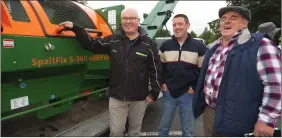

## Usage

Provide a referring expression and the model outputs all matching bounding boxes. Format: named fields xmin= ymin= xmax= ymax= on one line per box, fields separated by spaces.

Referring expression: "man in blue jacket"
xmin=158 ymin=14 xmax=207 ymax=137
xmin=193 ymin=6 xmax=281 ymax=137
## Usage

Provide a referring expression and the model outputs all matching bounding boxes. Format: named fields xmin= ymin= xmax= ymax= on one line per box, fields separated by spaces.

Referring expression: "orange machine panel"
xmin=29 ymin=1 xmax=112 ymax=38
xmin=1 ymin=1 xmax=45 ymax=36
xmin=71 ymin=2 xmax=112 ymax=38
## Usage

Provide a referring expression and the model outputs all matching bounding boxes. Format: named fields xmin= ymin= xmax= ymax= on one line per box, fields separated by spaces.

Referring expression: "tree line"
xmin=156 ymin=0 xmax=281 ymax=44
xmin=191 ymin=0 xmax=281 ymax=44
xmin=71 ymin=0 xmax=281 ymax=45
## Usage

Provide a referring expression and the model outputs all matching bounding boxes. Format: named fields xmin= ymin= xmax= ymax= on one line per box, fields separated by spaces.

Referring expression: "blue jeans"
xmin=158 ymin=91 xmax=194 ymax=137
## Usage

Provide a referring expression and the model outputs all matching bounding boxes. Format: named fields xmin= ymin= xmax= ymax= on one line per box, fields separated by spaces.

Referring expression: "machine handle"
xmin=85 ymin=28 xmax=103 ymax=37
xmin=56 ymin=26 xmax=103 ymax=37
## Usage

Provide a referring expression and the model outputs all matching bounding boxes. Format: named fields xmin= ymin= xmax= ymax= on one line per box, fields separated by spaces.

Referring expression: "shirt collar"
xmin=216 ymin=29 xmax=244 ymax=47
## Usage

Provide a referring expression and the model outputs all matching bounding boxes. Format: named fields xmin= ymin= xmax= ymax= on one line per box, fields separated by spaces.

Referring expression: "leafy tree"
xmin=227 ymin=0 xmax=244 ymax=6
xmin=226 ymin=0 xmax=281 ymax=32
xmin=155 ymin=28 xmax=171 ymax=37
xmin=190 ymin=31 xmax=197 ymax=38
xmin=199 ymin=27 xmax=216 ymax=44
xmin=205 ymin=0 xmax=281 ymax=43
xmin=208 ymin=19 xmax=220 ymax=39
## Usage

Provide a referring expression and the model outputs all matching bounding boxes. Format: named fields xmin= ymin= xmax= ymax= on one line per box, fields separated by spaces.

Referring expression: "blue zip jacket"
xmin=159 ymin=33 xmax=207 ymax=98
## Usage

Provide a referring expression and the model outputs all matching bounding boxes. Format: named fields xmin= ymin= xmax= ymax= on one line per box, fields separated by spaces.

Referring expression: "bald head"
xmin=121 ymin=8 xmax=139 ymax=19
xmin=121 ymin=7 xmax=140 ymax=36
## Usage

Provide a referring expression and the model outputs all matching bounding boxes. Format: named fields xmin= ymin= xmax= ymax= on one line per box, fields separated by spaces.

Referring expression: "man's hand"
xmin=59 ymin=21 xmax=73 ymax=29
xmin=253 ymin=121 xmax=274 ymax=137
xmin=188 ymin=86 xmax=195 ymax=95
xmin=162 ymin=83 xmax=168 ymax=91
xmin=146 ymin=96 xmax=154 ymax=104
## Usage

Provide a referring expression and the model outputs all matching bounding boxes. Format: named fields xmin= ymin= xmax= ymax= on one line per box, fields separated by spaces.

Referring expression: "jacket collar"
xmin=116 ymin=26 xmax=148 ymax=39
xmin=208 ymin=28 xmax=252 ymax=49
xmin=171 ymin=33 xmax=192 ymax=43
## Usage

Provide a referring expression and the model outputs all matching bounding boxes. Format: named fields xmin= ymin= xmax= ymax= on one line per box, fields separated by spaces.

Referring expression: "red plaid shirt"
xmin=204 ymin=29 xmax=281 ymax=127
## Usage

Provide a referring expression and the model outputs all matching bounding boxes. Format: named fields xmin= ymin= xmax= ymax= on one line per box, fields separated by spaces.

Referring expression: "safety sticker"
xmin=10 ymin=96 xmax=29 ymax=110
xmin=3 ymin=39 xmax=14 ymax=48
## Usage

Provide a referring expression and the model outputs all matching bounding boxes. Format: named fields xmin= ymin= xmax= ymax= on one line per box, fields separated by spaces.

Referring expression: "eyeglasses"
xmin=121 ymin=17 xmax=139 ymax=21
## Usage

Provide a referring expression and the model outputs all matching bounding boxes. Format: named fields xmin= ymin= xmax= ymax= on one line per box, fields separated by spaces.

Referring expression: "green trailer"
xmin=1 ymin=0 xmax=122 ymax=121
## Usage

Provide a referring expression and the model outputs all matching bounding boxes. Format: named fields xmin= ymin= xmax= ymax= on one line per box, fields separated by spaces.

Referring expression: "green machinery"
xmin=95 ymin=1 xmax=178 ymax=40
xmin=1 ymin=0 xmax=177 ymax=121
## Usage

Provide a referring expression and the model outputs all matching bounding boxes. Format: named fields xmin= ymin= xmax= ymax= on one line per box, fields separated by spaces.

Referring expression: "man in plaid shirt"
xmin=193 ymin=6 xmax=281 ymax=137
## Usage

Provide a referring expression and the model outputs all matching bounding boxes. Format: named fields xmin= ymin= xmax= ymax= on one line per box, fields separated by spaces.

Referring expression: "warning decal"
xmin=3 ymin=39 xmax=14 ymax=48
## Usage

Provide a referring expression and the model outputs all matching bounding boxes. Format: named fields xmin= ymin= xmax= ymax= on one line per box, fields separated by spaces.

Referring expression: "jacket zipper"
xmin=125 ymin=58 xmax=128 ymax=101
xmin=216 ymin=43 xmax=239 ymax=105
xmin=125 ymin=37 xmax=141 ymax=101
xmin=122 ymin=36 xmax=142 ymax=101
xmin=178 ymin=44 xmax=182 ymax=62
xmin=120 ymin=44 xmax=126 ymax=101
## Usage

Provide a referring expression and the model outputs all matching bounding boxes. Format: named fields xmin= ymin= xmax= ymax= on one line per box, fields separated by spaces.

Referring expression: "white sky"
xmin=87 ymin=1 xmax=227 ymax=35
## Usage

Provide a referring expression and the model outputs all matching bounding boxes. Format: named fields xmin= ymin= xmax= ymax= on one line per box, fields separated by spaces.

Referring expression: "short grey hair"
xmin=121 ymin=8 xmax=139 ymax=18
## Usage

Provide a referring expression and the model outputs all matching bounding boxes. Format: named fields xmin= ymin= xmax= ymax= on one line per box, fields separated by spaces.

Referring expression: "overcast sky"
xmin=87 ymin=1 xmax=227 ymax=35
